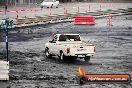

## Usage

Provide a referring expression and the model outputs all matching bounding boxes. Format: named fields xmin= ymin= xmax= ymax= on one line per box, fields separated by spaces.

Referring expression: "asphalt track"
xmin=0 ymin=15 xmax=132 ymax=88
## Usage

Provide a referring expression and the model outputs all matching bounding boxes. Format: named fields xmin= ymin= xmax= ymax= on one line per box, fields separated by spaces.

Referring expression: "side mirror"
xmin=49 ymin=41 xmax=56 ymax=43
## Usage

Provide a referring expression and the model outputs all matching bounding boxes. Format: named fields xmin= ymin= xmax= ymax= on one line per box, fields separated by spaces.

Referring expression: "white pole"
xmin=29 ymin=0 xmax=30 ymax=8
xmin=15 ymin=0 xmax=16 ymax=7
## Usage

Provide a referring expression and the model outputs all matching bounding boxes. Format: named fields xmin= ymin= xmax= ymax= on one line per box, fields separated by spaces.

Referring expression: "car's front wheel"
xmin=51 ymin=4 xmax=53 ymax=8
xmin=84 ymin=56 xmax=90 ymax=62
xmin=45 ymin=48 xmax=52 ymax=59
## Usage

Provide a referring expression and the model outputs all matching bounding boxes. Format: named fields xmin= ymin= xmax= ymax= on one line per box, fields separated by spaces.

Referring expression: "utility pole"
xmin=5 ymin=5 xmax=9 ymax=62
xmin=14 ymin=0 xmax=16 ymax=7
xmin=0 ymin=25 xmax=2 ymax=50
xmin=29 ymin=0 xmax=30 ymax=8
xmin=6 ymin=0 xmax=8 ymax=6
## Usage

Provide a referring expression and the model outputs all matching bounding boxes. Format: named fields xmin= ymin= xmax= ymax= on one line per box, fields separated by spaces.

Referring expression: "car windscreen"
xmin=59 ymin=35 xmax=81 ymax=41
xmin=44 ymin=0 xmax=54 ymax=2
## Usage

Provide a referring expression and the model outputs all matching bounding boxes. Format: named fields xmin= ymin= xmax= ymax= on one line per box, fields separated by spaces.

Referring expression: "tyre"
xmin=84 ymin=56 xmax=90 ymax=62
xmin=45 ymin=48 xmax=52 ymax=59
xmin=51 ymin=4 xmax=53 ymax=8
xmin=59 ymin=52 xmax=66 ymax=61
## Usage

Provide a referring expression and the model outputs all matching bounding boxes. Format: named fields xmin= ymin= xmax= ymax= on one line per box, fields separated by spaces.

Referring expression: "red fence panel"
xmin=74 ymin=16 xmax=95 ymax=25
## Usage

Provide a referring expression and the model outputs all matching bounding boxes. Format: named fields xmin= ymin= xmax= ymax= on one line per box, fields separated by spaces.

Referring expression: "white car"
xmin=45 ymin=34 xmax=96 ymax=62
xmin=41 ymin=0 xmax=59 ymax=8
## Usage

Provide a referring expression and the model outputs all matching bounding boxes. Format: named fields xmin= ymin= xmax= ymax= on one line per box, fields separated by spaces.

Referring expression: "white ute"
xmin=41 ymin=0 xmax=59 ymax=8
xmin=45 ymin=34 xmax=96 ymax=61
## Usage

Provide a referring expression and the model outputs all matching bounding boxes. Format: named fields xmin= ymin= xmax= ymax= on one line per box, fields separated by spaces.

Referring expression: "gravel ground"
xmin=0 ymin=15 xmax=132 ymax=88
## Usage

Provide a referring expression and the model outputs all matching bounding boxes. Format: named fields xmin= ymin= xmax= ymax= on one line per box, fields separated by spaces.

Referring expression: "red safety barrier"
xmin=16 ymin=10 xmax=19 ymax=19
xmin=64 ymin=7 xmax=68 ymax=14
xmin=107 ymin=13 xmax=112 ymax=26
xmin=74 ymin=16 xmax=95 ymax=25
xmin=1 ymin=9 xmax=38 ymax=18
xmin=0 ymin=9 xmax=35 ymax=13
xmin=100 ymin=5 xmax=102 ymax=11
xmin=49 ymin=8 xmax=52 ymax=15
xmin=88 ymin=5 xmax=91 ymax=12
xmin=0 ymin=10 xmax=16 ymax=13
xmin=77 ymin=6 xmax=80 ymax=13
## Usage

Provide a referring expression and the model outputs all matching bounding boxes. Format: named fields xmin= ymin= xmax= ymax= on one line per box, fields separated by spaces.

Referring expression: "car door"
xmin=49 ymin=35 xmax=57 ymax=54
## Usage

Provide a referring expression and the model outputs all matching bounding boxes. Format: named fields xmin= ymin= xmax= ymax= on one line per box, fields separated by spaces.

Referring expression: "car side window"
xmin=59 ymin=35 xmax=81 ymax=41
xmin=59 ymin=35 xmax=67 ymax=41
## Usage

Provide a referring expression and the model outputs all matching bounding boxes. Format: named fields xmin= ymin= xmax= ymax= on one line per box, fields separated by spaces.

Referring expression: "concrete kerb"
xmin=47 ymin=15 xmax=59 ymax=23
xmin=51 ymin=14 xmax=68 ymax=22
xmin=0 ymin=61 xmax=9 ymax=80
xmin=35 ymin=16 xmax=48 ymax=24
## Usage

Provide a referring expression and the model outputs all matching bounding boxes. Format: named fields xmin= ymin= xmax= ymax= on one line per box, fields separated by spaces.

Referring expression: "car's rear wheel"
xmin=70 ymin=56 xmax=77 ymax=61
xmin=59 ymin=52 xmax=66 ymax=61
xmin=84 ymin=56 xmax=90 ymax=62
xmin=45 ymin=48 xmax=52 ymax=59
